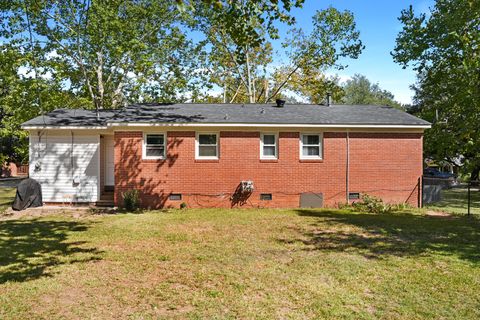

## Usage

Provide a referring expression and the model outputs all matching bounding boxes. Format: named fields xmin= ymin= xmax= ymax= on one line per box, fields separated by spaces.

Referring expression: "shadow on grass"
xmin=287 ymin=210 xmax=480 ymax=263
xmin=427 ymin=188 xmax=480 ymax=213
xmin=0 ymin=218 xmax=102 ymax=283
xmin=0 ymin=187 xmax=16 ymax=213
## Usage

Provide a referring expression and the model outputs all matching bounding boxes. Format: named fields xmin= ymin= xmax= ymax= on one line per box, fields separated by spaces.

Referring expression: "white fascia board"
xmin=107 ymin=122 xmax=431 ymax=129
xmin=21 ymin=125 xmax=108 ymax=130
xmin=22 ymin=122 xmax=431 ymax=130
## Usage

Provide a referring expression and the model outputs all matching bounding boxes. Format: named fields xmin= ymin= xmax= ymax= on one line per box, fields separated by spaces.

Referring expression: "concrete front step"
xmin=100 ymin=192 xmax=114 ymax=201
xmin=95 ymin=199 xmax=115 ymax=207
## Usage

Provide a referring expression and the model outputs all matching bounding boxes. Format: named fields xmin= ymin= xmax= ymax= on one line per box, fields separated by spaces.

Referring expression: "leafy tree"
xmin=191 ymin=0 xmax=302 ymax=103
xmin=1 ymin=0 xmax=202 ymax=111
xmin=341 ymin=74 xmax=403 ymax=108
xmin=0 ymin=45 xmax=75 ymax=164
xmin=1 ymin=1 xmax=364 ymax=162
xmin=392 ymin=0 xmax=480 ymax=179
xmin=274 ymin=69 xmax=344 ymax=104
xmin=182 ymin=0 xmax=305 ymax=51
xmin=267 ymin=7 xmax=363 ymax=102
xmin=193 ymin=5 xmax=363 ymax=104
xmin=0 ymin=0 xmax=203 ymax=162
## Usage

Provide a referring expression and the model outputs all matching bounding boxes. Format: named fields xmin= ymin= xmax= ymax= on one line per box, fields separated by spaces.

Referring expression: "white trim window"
xmin=143 ymin=133 xmax=166 ymax=159
xmin=260 ymin=133 xmax=278 ymax=159
xmin=196 ymin=133 xmax=219 ymax=159
xmin=300 ymin=133 xmax=323 ymax=159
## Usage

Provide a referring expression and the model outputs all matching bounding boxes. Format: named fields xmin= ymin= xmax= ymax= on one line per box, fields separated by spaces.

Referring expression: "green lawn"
xmin=0 ymin=187 xmax=15 ymax=214
xmin=426 ymin=187 xmax=480 ymax=215
xmin=1 ymin=208 xmax=479 ymax=319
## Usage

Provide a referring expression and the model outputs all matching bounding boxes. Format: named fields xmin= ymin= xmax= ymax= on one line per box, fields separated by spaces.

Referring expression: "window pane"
xmin=146 ymin=134 xmax=164 ymax=145
xmin=263 ymin=146 xmax=276 ymax=156
xmin=199 ymin=134 xmax=217 ymax=145
xmin=303 ymin=135 xmax=319 ymax=145
xmin=263 ymin=134 xmax=275 ymax=145
xmin=146 ymin=146 xmax=164 ymax=157
xmin=303 ymin=146 xmax=320 ymax=156
xmin=199 ymin=145 xmax=217 ymax=157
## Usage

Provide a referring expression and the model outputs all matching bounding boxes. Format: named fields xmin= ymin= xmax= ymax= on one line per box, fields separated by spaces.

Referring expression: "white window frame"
xmin=260 ymin=132 xmax=278 ymax=159
xmin=195 ymin=132 xmax=219 ymax=160
xmin=143 ymin=132 xmax=166 ymax=159
xmin=300 ymin=133 xmax=323 ymax=160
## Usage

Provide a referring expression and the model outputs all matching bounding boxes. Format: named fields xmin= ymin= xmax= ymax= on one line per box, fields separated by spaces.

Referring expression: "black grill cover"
xmin=12 ymin=178 xmax=43 ymax=211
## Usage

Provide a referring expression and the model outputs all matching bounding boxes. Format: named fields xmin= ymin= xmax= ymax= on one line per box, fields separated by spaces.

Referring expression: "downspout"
xmin=346 ymin=130 xmax=350 ymax=203
xmin=34 ymin=130 xmax=44 ymax=172
xmin=71 ymin=130 xmax=74 ymax=182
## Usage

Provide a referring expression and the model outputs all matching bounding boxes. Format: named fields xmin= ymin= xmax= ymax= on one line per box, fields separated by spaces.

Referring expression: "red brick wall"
xmin=114 ymin=131 xmax=423 ymax=209
xmin=348 ymin=132 xmax=423 ymax=206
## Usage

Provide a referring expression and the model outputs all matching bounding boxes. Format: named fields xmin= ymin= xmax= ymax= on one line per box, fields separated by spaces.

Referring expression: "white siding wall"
xmin=29 ymin=131 xmax=100 ymax=202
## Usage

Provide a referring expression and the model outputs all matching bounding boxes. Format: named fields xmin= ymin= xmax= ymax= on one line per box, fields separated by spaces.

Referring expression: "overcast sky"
xmin=273 ymin=0 xmax=435 ymax=104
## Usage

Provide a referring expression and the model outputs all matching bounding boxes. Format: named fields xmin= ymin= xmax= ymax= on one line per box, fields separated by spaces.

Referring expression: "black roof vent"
xmin=326 ymin=93 xmax=332 ymax=106
xmin=275 ymin=99 xmax=286 ymax=108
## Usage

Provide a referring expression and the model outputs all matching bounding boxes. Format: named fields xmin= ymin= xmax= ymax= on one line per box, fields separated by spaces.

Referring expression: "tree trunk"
xmin=96 ymin=52 xmax=104 ymax=110
xmin=266 ymin=64 xmax=300 ymax=102
xmin=471 ymin=165 xmax=480 ymax=182
xmin=264 ymin=79 xmax=269 ymax=103
xmin=112 ymin=81 xmax=125 ymax=108
xmin=245 ymin=47 xmax=254 ymax=103
xmin=223 ymin=76 xmax=227 ymax=103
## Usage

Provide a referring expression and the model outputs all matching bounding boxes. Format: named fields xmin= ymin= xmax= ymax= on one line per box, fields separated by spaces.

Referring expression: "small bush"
xmin=180 ymin=202 xmax=187 ymax=209
xmin=352 ymin=194 xmax=393 ymax=214
xmin=122 ymin=189 xmax=140 ymax=211
xmin=337 ymin=202 xmax=353 ymax=210
xmin=391 ymin=202 xmax=410 ymax=211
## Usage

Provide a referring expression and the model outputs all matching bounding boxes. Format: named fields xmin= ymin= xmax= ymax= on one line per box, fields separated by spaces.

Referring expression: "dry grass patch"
xmin=1 ymin=208 xmax=480 ymax=319
xmin=0 ymin=187 xmax=15 ymax=214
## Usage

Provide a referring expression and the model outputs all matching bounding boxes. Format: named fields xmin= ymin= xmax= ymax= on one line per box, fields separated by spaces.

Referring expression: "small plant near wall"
xmin=392 ymin=202 xmax=411 ymax=211
xmin=352 ymin=194 xmax=393 ymax=214
xmin=122 ymin=189 xmax=140 ymax=212
xmin=337 ymin=202 xmax=351 ymax=210
xmin=180 ymin=202 xmax=187 ymax=209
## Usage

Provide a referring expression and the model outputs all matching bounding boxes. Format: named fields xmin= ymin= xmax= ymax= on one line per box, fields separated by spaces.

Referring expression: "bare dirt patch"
xmin=0 ymin=206 xmax=116 ymax=220
xmin=425 ymin=210 xmax=453 ymax=218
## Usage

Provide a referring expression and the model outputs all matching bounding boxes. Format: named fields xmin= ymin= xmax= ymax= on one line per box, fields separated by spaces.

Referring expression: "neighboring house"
xmin=1 ymin=162 xmax=29 ymax=178
xmin=21 ymin=102 xmax=430 ymax=208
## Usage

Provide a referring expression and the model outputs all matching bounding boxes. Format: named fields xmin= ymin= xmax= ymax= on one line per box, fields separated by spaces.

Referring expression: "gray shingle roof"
xmin=21 ymin=103 xmax=431 ymax=128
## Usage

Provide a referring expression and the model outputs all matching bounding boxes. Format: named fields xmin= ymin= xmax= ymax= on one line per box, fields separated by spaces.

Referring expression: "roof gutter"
xmin=21 ymin=123 xmax=431 ymax=130
xmin=21 ymin=125 xmax=108 ymax=130
xmin=105 ymin=122 xmax=432 ymax=129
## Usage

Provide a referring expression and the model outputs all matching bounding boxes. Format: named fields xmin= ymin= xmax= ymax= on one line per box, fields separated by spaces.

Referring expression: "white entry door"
xmin=104 ymin=135 xmax=115 ymax=186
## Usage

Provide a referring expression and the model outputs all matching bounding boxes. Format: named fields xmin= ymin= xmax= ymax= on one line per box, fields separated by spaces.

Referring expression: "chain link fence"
xmin=423 ymin=177 xmax=480 ymax=215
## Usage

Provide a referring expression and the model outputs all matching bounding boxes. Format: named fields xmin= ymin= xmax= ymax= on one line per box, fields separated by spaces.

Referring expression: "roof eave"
xmin=22 ymin=122 xmax=431 ymax=130
xmin=21 ymin=125 xmax=108 ymax=130
xmin=107 ymin=122 xmax=431 ymax=129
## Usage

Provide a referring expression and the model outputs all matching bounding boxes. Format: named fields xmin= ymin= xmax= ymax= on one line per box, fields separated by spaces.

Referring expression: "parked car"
xmin=423 ymin=168 xmax=458 ymax=187
xmin=423 ymin=167 xmax=455 ymax=178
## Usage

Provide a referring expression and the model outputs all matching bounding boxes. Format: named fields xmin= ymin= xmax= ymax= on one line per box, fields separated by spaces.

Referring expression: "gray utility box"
xmin=300 ymin=192 xmax=323 ymax=208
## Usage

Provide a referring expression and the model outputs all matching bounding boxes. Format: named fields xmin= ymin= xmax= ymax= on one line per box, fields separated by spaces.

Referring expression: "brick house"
xmin=22 ymin=102 xmax=430 ymax=208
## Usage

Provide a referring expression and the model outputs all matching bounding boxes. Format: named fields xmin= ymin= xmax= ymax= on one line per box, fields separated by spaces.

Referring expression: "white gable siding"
xmin=29 ymin=131 xmax=100 ymax=202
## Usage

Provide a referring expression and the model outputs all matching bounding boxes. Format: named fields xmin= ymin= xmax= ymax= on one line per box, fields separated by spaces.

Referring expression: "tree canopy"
xmin=191 ymin=5 xmax=363 ymax=103
xmin=392 ymin=0 xmax=480 ymax=178
xmin=1 ymin=0 xmax=202 ymax=110
xmin=0 ymin=0 xmax=365 ymax=163
xmin=341 ymin=74 xmax=402 ymax=108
